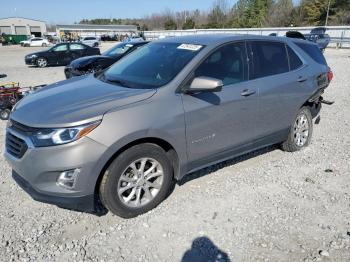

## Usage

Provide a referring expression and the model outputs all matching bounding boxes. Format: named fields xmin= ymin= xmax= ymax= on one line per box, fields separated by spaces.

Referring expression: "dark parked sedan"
xmin=64 ymin=41 xmax=148 ymax=79
xmin=25 ymin=43 xmax=101 ymax=68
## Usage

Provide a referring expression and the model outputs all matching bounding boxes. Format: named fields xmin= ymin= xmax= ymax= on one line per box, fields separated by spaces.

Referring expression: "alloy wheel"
xmin=293 ymin=113 xmax=309 ymax=147
xmin=117 ymin=158 xmax=164 ymax=208
xmin=37 ymin=58 xmax=47 ymax=67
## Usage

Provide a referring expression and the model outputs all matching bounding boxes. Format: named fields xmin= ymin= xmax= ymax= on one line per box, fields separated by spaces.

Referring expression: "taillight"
xmin=327 ymin=69 xmax=333 ymax=82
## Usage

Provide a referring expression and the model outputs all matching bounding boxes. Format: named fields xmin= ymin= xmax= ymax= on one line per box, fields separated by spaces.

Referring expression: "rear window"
xmin=250 ymin=41 xmax=289 ymax=79
xmin=287 ymin=46 xmax=303 ymax=70
xmin=295 ymin=42 xmax=327 ymax=65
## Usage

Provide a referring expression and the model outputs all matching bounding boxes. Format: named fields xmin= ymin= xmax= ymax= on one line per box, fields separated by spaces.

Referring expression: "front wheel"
xmin=282 ymin=107 xmax=313 ymax=152
xmin=36 ymin=57 xmax=48 ymax=68
xmin=99 ymin=144 xmax=174 ymax=218
xmin=0 ymin=109 xmax=11 ymax=120
xmin=42 ymin=43 xmax=47 ymax=47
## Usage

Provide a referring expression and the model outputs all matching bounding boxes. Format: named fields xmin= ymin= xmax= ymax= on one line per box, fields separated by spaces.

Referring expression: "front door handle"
xmin=241 ymin=89 xmax=256 ymax=97
xmin=298 ymin=76 xmax=307 ymax=82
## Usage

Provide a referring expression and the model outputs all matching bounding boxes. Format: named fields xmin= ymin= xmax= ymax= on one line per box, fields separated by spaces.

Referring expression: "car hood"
xmin=26 ymin=50 xmax=48 ymax=57
xmin=11 ymin=75 xmax=156 ymax=128
xmin=70 ymin=55 xmax=114 ymax=68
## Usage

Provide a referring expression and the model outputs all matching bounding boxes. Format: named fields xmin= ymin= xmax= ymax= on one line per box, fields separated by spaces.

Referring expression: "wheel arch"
xmin=94 ymin=137 xmax=181 ymax=196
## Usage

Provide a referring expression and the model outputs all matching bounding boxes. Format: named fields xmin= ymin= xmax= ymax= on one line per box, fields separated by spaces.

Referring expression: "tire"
xmin=99 ymin=143 xmax=174 ymax=218
xmin=0 ymin=109 xmax=11 ymax=120
xmin=282 ymin=107 xmax=313 ymax=152
xmin=42 ymin=43 xmax=47 ymax=47
xmin=36 ymin=57 xmax=48 ymax=68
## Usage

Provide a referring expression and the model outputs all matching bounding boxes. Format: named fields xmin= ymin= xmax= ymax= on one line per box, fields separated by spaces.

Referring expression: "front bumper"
xmin=12 ymin=171 xmax=96 ymax=212
xmin=4 ymin=126 xmax=108 ymax=213
xmin=25 ymin=57 xmax=36 ymax=65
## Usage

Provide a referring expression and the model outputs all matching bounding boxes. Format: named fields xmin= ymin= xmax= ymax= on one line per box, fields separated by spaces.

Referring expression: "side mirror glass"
xmin=187 ymin=76 xmax=223 ymax=93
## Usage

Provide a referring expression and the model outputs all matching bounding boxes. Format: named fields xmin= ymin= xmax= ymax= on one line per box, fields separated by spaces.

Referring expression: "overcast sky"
xmin=0 ymin=0 xmax=238 ymax=24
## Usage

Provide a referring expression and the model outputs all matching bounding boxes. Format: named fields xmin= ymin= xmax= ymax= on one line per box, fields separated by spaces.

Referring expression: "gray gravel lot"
xmin=0 ymin=45 xmax=350 ymax=262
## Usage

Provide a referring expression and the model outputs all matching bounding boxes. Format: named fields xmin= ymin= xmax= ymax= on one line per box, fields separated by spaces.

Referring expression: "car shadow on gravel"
xmin=178 ymin=145 xmax=279 ymax=186
xmin=182 ymin=236 xmax=230 ymax=262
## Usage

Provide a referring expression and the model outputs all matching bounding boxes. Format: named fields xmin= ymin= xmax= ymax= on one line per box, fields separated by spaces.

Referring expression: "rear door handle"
xmin=298 ymin=76 xmax=307 ymax=82
xmin=241 ymin=89 xmax=256 ymax=97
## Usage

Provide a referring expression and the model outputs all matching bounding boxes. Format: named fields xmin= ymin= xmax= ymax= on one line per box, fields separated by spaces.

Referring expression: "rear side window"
xmin=295 ymin=42 xmax=327 ymax=65
xmin=70 ymin=44 xmax=85 ymax=50
xmin=194 ymin=42 xmax=248 ymax=86
xmin=249 ymin=41 xmax=289 ymax=79
xmin=287 ymin=46 xmax=303 ymax=70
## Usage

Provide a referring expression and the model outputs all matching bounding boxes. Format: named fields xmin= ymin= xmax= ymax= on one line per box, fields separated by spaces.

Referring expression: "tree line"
xmin=78 ymin=0 xmax=350 ymax=30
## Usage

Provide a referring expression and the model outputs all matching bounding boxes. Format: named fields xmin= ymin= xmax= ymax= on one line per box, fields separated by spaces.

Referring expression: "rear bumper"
xmin=12 ymin=170 xmax=96 ymax=213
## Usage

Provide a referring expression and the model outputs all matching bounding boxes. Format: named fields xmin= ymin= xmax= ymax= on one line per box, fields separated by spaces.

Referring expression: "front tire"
xmin=0 ymin=109 xmax=11 ymax=120
xmin=42 ymin=43 xmax=47 ymax=47
xmin=99 ymin=144 xmax=174 ymax=218
xmin=36 ymin=57 xmax=48 ymax=68
xmin=282 ymin=107 xmax=313 ymax=152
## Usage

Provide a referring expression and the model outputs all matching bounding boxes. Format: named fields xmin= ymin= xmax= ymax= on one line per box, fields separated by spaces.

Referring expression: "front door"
xmin=51 ymin=44 xmax=71 ymax=65
xmin=182 ymin=42 xmax=258 ymax=167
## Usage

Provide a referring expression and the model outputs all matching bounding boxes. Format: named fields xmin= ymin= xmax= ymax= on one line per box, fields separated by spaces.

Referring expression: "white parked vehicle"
xmin=80 ymin=36 xmax=100 ymax=47
xmin=20 ymin=37 xmax=50 ymax=47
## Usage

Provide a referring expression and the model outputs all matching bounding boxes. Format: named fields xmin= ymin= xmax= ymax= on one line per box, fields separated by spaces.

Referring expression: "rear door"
xmin=247 ymin=40 xmax=306 ymax=138
xmin=182 ymin=41 xmax=258 ymax=166
xmin=69 ymin=43 xmax=87 ymax=60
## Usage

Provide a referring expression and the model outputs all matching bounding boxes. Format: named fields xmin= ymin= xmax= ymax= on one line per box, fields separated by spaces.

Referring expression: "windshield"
xmin=101 ymin=42 xmax=204 ymax=88
xmin=103 ymin=42 xmax=135 ymax=57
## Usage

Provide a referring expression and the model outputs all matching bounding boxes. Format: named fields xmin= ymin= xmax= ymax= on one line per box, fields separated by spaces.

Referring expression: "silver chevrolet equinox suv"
xmin=5 ymin=35 xmax=332 ymax=218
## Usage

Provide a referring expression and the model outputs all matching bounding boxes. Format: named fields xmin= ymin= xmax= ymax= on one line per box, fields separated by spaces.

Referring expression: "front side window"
xmin=249 ymin=41 xmax=289 ymax=79
xmin=103 ymin=42 xmax=203 ymax=88
xmin=194 ymin=42 xmax=247 ymax=86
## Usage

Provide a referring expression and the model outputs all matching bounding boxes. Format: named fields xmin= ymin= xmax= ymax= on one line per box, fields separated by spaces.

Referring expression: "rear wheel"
xmin=99 ymin=143 xmax=174 ymax=218
xmin=37 ymin=57 xmax=48 ymax=68
xmin=282 ymin=107 xmax=313 ymax=152
xmin=0 ymin=109 xmax=10 ymax=120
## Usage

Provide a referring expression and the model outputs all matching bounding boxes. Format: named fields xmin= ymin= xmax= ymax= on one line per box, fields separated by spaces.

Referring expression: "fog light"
xmin=57 ymin=168 xmax=80 ymax=190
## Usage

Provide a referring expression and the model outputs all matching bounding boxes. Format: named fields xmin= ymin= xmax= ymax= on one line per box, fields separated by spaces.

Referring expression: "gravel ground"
xmin=0 ymin=46 xmax=350 ymax=262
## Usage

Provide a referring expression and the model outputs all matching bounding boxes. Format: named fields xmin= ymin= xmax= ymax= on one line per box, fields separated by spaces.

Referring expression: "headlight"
xmin=31 ymin=120 xmax=101 ymax=147
xmin=27 ymin=54 xmax=37 ymax=59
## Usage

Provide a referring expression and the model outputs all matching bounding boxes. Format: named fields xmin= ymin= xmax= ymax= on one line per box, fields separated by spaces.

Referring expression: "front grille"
xmin=6 ymin=132 xmax=28 ymax=158
xmin=10 ymin=120 xmax=39 ymax=134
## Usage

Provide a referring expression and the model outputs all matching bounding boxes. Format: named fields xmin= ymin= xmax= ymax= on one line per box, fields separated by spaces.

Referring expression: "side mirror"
xmin=186 ymin=76 xmax=223 ymax=93
xmin=0 ymin=74 xmax=7 ymax=78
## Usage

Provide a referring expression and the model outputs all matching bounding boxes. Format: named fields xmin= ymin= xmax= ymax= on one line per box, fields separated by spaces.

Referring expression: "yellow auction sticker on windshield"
xmin=177 ymin=44 xmax=202 ymax=51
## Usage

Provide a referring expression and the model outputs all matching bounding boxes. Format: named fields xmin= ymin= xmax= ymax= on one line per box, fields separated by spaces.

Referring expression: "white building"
xmin=56 ymin=24 xmax=138 ymax=38
xmin=0 ymin=17 xmax=47 ymax=36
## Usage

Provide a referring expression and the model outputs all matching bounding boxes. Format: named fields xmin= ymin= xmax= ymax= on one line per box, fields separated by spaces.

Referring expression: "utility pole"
xmin=325 ymin=0 xmax=331 ymax=26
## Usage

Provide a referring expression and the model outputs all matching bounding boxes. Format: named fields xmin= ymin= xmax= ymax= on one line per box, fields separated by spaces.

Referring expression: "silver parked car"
xmin=80 ymin=36 xmax=100 ymax=47
xmin=5 ymin=35 xmax=333 ymax=218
